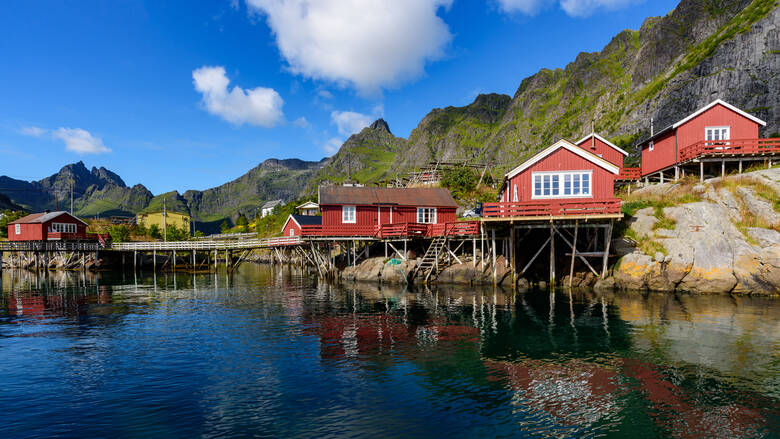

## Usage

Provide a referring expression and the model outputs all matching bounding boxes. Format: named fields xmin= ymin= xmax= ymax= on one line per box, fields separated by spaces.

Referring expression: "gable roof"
xmin=296 ymin=201 xmax=319 ymax=210
xmin=672 ymin=99 xmax=766 ymax=128
xmin=575 ymin=133 xmax=628 ymax=156
xmin=505 ymin=139 xmax=620 ymax=181
xmin=9 ymin=211 xmax=88 ymax=226
xmin=262 ymin=199 xmax=284 ymax=209
xmin=640 ymin=99 xmax=767 ymax=145
xmin=282 ymin=214 xmax=321 ymax=232
xmin=319 ymin=186 xmax=458 ymax=208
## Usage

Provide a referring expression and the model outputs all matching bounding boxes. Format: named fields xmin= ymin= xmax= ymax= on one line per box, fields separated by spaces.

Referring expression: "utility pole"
xmin=163 ymin=197 xmax=167 ymax=242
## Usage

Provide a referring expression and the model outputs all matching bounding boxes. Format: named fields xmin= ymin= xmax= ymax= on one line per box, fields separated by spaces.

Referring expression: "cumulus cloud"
xmin=292 ymin=116 xmax=309 ymax=128
xmin=53 ymin=128 xmax=111 ymax=154
xmin=317 ymin=90 xmax=334 ymax=100
xmin=496 ymin=0 xmax=638 ymax=17
xmin=331 ymin=110 xmax=372 ymax=137
xmin=192 ymin=65 xmax=284 ymax=127
xmin=21 ymin=126 xmax=111 ymax=154
xmin=245 ymin=0 xmax=453 ymax=94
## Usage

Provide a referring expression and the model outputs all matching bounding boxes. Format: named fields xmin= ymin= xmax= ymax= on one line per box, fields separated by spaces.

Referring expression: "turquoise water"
xmin=1 ymin=266 xmax=778 ymax=438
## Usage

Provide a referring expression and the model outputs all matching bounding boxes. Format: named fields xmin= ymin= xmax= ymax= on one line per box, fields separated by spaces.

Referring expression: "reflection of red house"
xmin=7 ymin=211 xmax=89 ymax=241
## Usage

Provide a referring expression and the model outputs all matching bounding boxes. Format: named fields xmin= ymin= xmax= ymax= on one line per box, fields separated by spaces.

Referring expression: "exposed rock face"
xmin=613 ymin=169 xmax=780 ymax=294
xmin=342 ymin=257 xmax=417 ymax=285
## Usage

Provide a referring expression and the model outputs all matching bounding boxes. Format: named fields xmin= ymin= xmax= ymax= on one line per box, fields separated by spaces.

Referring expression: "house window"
xmin=512 ymin=184 xmax=518 ymax=202
xmin=52 ymin=223 xmax=77 ymax=233
xmin=342 ymin=205 xmax=356 ymax=224
xmin=706 ymin=126 xmax=730 ymax=143
xmin=648 ymin=141 xmax=654 ymax=151
xmin=15 ymin=224 xmax=20 ymax=235
xmin=417 ymin=207 xmax=437 ymax=224
xmin=532 ymin=171 xmax=592 ymax=199
xmin=289 ymin=228 xmax=295 ymax=236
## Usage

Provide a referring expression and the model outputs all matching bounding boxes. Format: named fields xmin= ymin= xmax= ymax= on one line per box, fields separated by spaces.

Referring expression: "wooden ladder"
xmin=414 ymin=236 xmax=447 ymax=283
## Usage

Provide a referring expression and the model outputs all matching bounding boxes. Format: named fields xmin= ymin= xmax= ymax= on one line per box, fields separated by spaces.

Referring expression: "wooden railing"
xmin=618 ymin=167 xmax=641 ymax=180
xmin=110 ymin=236 xmax=303 ymax=251
xmin=482 ymin=199 xmax=622 ymax=218
xmin=301 ymin=221 xmax=481 ymax=238
xmin=679 ymin=138 xmax=780 ymax=162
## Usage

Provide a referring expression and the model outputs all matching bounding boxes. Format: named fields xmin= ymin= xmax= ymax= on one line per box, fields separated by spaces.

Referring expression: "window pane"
xmin=551 ymin=175 xmax=559 ymax=195
xmin=582 ymin=173 xmax=590 ymax=195
xmin=534 ymin=176 xmax=541 ymax=196
xmin=573 ymin=174 xmax=580 ymax=195
xmin=564 ymin=174 xmax=571 ymax=195
xmin=543 ymin=175 xmax=550 ymax=196
xmin=706 ymin=129 xmax=712 ymax=141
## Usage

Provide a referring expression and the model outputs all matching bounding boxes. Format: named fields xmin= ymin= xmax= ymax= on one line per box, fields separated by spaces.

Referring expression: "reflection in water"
xmin=0 ymin=266 xmax=778 ymax=438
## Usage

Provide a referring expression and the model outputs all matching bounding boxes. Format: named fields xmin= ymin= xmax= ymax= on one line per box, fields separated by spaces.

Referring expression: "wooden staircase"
xmin=414 ymin=236 xmax=447 ymax=283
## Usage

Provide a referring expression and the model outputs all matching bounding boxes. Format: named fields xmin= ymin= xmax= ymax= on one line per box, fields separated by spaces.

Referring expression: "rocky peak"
xmin=369 ymin=118 xmax=391 ymax=134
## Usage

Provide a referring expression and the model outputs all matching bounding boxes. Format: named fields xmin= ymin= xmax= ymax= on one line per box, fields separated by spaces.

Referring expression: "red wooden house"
xmin=281 ymin=214 xmax=322 ymax=237
xmin=309 ymin=186 xmax=459 ymax=237
xmin=639 ymin=99 xmax=768 ymax=178
xmin=574 ymin=132 xmax=628 ymax=168
xmin=7 ymin=211 xmax=89 ymax=242
xmin=486 ymin=139 xmax=621 ymax=218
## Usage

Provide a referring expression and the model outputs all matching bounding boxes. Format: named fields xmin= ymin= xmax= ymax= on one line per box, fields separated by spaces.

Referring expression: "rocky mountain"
xmin=0 ymin=193 xmax=23 ymax=211
xmin=0 ymin=161 xmax=153 ymax=216
xmin=391 ymin=0 xmax=778 ymax=173
xmin=305 ymin=119 xmax=405 ymax=192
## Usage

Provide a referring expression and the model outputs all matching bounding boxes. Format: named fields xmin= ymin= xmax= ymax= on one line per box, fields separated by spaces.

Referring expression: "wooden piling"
xmin=549 ymin=222 xmax=555 ymax=287
xmin=569 ymin=220 xmax=578 ymax=287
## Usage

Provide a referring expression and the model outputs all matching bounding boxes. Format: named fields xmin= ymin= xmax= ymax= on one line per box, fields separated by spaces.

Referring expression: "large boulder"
xmin=614 ymin=252 xmax=652 ymax=290
xmin=382 ymin=259 xmax=416 ymax=284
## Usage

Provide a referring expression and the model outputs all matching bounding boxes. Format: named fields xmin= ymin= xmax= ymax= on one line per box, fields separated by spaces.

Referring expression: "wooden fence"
xmin=482 ymin=199 xmax=622 ymax=218
xmin=679 ymin=138 xmax=780 ymax=162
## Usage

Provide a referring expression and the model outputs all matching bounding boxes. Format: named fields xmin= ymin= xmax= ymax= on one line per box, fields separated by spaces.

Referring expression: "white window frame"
xmin=342 ymin=205 xmax=356 ymax=224
xmin=15 ymin=224 xmax=21 ymax=235
xmin=648 ymin=141 xmax=654 ymax=151
xmin=705 ymin=126 xmax=730 ymax=146
xmin=51 ymin=222 xmax=77 ymax=234
xmin=289 ymin=228 xmax=295 ymax=236
xmin=416 ymin=207 xmax=437 ymax=224
xmin=532 ymin=171 xmax=593 ymax=199
xmin=512 ymin=184 xmax=518 ymax=202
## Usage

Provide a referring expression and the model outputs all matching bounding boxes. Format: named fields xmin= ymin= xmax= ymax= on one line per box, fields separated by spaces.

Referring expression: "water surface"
xmin=1 ymin=266 xmax=778 ymax=438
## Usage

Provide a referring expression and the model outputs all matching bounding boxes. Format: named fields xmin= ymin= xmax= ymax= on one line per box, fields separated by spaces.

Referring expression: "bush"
xmin=440 ymin=167 xmax=479 ymax=200
xmin=166 ymin=224 xmax=188 ymax=241
xmin=194 ymin=230 xmax=205 ymax=238
xmin=236 ymin=214 xmax=249 ymax=232
xmin=108 ymin=225 xmax=131 ymax=242
xmin=149 ymin=224 xmax=162 ymax=240
xmin=220 ymin=220 xmax=229 ymax=233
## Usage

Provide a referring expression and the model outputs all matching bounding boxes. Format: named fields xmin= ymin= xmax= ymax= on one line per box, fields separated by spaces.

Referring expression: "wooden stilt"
xmin=472 ymin=238 xmax=476 ymax=268
xmin=133 ymin=250 xmax=137 ymax=272
xmin=549 ymin=222 xmax=555 ymax=286
xmin=173 ymin=250 xmax=177 ymax=270
xmin=384 ymin=241 xmax=388 ymax=258
xmin=491 ymin=229 xmax=497 ymax=287
xmin=700 ymin=161 xmax=704 ymax=182
xmin=510 ymin=226 xmax=516 ymax=288
xmin=739 ymin=159 xmax=743 ymax=174
xmin=602 ymin=220 xmax=614 ymax=277
xmin=721 ymin=160 xmax=725 ymax=177
xmin=153 ymin=250 xmax=156 ymax=271
xmin=569 ymin=220 xmax=578 ymax=288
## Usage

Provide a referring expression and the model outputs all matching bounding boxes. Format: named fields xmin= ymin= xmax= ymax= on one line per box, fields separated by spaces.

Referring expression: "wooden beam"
xmin=569 ymin=220 xmax=578 ymax=288
xmin=521 ymin=237 xmax=550 ymax=275
xmin=601 ymin=220 xmax=614 ymax=277
xmin=549 ymin=222 xmax=555 ymax=285
xmin=552 ymin=225 xmax=599 ymax=276
xmin=387 ymin=242 xmax=407 ymax=261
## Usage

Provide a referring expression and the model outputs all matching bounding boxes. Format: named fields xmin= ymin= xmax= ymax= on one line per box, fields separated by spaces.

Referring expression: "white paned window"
xmin=15 ymin=224 xmax=20 ymax=235
xmin=342 ymin=205 xmax=356 ymax=224
xmin=512 ymin=185 xmax=518 ymax=202
xmin=532 ymin=171 xmax=592 ymax=199
xmin=51 ymin=223 xmax=77 ymax=233
xmin=289 ymin=228 xmax=295 ymax=236
xmin=706 ymin=126 xmax=730 ymax=146
xmin=648 ymin=141 xmax=654 ymax=151
xmin=417 ymin=207 xmax=437 ymax=224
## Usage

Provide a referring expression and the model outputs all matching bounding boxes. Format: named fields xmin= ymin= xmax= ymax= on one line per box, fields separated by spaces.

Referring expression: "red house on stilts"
xmin=7 ymin=211 xmax=97 ymax=242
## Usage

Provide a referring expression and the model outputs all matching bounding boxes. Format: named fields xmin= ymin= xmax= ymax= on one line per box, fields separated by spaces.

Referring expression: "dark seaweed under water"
xmin=0 ymin=265 xmax=778 ymax=438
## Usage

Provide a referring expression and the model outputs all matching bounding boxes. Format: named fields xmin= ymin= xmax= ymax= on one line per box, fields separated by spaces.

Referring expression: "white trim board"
xmin=575 ymin=133 xmax=628 ymax=156
xmin=280 ymin=215 xmax=300 ymax=233
xmin=673 ymin=99 xmax=766 ymax=128
xmin=505 ymin=139 xmax=620 ymax=180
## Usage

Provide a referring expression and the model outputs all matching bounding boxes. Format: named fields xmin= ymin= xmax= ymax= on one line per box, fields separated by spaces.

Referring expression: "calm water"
xmin=1 ymin=266 xmax=778 ymax=438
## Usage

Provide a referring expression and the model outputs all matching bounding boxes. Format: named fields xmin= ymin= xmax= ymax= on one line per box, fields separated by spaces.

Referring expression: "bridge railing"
xmin=0 ymin=241 xmax=102 ymax=252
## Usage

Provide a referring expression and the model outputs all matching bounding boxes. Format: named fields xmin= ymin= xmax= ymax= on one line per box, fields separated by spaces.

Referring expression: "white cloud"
xmin=245 ymin=0 xmax=453 ymax=94
xmin=559 ymin=0 xmax=638 ymax=17
xmin=331 ymin=110 xmax=372 ymax=137
xmin=323 ymin=137 xmax=342 ymax=154
xmin=293 ymin=116 xmax=309 ymax=128
xmin=495 ymin=0 xmax=553 ymax=15
xmin=496 ymin=0 xmax=639 ymax=17
xmin=20 ymin=126 xmax=46 ymax=137
xmin=52 ymin=128 xmax=111 ymax=154
xmin=192 ymin=65 xmax=284 ymax=127
xmin=317 ymin=89 xmax=334 ymax=100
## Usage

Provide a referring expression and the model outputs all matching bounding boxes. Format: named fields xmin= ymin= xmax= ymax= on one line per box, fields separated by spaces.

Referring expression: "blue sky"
xmin=0 ymin=0 xmax=679 ymax=194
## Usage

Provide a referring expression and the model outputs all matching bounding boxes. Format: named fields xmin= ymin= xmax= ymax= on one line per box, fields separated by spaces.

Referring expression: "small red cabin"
xmin=575 ymin=132 xmax=628 ymax=169
xmin=500 ymin=139 xmax=620 ymax=204
xmin=317 ymin=186 xmax=457 ymax=234
xmin=7 ymin=211 xmax=89 ymax=241
xmin=639 ymin=99 xmax=766 ymax=176
xmin=281 ymin=214 xmax=322 ymax=237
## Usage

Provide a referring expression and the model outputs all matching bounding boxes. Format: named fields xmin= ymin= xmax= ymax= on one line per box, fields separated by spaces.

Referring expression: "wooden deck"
xmin=679 ymin=138 xmax=780 ymax=162
xmin=616 ymin=167 xmax=641 ymax=181
xmin=482 ymin=199 xmax=622 ymax=220
xmin=300 ymin=221 xmax=480 ymax=239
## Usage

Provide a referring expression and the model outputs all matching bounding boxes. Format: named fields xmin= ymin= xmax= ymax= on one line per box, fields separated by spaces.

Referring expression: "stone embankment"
xmin=610 ymin=168 xmax=780 ymax=294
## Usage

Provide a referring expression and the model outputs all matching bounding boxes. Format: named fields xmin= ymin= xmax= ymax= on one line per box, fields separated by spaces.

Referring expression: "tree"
xmin=149 ymin=224 xmax=162 ymax=240
xmin=440 ymin=166 xmax=479 ymax=200
xmin=220 ymin=220 xmax=229 ymax=233
xmin=193 ymin=230 xmax=205 ymax=238
xmin=0 ymin=210 xmax=27 ymax=238
xmin=167 ymin=224 xmax=188 ymax=241
xmin=236 ymin=214 xmax=249 ymax=232
xmin=108 ymin=225 xmax=131 ymax=242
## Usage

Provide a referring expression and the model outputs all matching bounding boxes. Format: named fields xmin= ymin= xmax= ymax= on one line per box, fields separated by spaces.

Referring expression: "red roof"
xmin=318 ymin=186 xmax=458 ymax=207
xmin=8 ymin=211 xmax=88 ymax=225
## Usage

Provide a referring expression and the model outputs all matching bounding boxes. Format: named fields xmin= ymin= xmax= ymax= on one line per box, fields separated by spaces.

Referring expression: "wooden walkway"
xmin=109 ymin=236 xmax=302 ymax=251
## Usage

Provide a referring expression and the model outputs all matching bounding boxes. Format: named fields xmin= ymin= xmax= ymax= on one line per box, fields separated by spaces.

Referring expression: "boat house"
xmin=638 ymin=99 xmax=777 ymax=181
xmin=282 ymin=214 xmax=321 ymax=237
xmin=7 ymin=211 xmax=89 ymax=242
